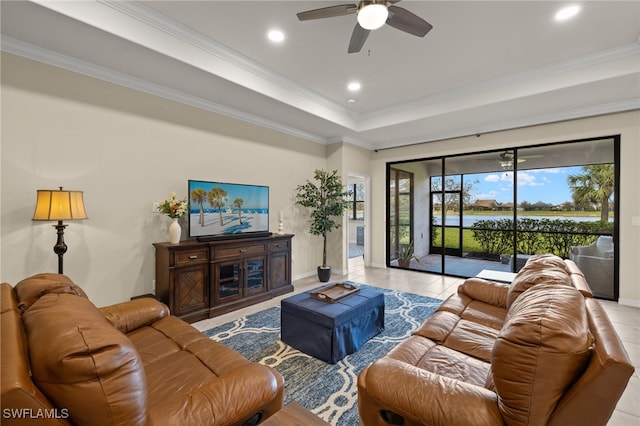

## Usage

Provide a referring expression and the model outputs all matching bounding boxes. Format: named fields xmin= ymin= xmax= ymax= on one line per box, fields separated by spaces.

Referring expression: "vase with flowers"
xmin=157 ymin=192 xmax=188 ymax=244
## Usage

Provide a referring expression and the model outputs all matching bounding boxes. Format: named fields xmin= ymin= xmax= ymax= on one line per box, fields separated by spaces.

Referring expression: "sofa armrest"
xmin=363 ymin=358 xmax=502 ymax=425
xmin=458 ymin=278 xmax=509 ymax=308
xmin=100 ymin=298 xmax=170 ymax=334
xmin=148 ymin=363 xmax=283 ymax=425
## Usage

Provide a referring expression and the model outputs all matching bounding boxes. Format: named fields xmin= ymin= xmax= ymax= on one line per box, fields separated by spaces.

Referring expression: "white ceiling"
xmin=2 ymin=1 xmax=639 ymax=150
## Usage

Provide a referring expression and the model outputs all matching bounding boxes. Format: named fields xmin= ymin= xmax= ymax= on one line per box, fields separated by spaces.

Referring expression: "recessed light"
xmin=347 ymin=81 xmax=361 ymax=92
xmin=268 ymin=29 xmax=285 ymax=43
xmin=555 ymin=5 xmax=580 ymax=21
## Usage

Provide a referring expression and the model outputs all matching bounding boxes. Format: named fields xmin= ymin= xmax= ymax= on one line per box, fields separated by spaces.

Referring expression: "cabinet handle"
xmin=239 ymin=249 xmax=247 ymax=253
xmin=189 ymin=255 xmax=198 ymax=259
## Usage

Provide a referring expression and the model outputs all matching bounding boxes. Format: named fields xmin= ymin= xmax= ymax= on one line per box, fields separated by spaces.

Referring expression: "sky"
xmin=469 ymin=166 xmax=583 ymax=205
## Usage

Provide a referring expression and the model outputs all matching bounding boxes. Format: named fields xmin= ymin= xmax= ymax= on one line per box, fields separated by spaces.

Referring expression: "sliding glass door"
xmin=386 ymin=136 xmax=619 ymax=300
xmin=388 ymin=168 xmax=413 ymax=266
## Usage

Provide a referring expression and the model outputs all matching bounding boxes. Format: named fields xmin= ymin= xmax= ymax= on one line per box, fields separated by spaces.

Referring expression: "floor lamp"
xmin=32 ymin=187 xmax=88 ymax=274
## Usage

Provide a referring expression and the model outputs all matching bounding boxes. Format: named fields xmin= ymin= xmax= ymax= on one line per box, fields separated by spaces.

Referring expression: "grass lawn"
xmin=432 ymin=228 xmax=483 ymax=252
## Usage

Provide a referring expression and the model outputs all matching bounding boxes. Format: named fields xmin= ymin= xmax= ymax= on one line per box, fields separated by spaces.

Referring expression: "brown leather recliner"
xmin=358 ymin=254 xmax=634 ymax=426
xmin=1 ymin=273 xmax=284 ymax=425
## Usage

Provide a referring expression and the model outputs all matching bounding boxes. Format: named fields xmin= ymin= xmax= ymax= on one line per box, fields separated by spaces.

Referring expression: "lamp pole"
xmin=53 ymin=220 xmax=68 ymax=274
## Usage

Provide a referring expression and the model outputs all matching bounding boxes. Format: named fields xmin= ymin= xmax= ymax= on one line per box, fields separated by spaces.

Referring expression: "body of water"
xmin=433 ymin=214 xmax=606 ymax=227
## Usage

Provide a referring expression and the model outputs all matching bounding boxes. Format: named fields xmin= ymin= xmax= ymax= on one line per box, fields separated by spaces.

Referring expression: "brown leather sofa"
xmin=358 ymin=254 xmax=634 ymax=426
xmin=1 ymin=273 xmax=284 ymax=425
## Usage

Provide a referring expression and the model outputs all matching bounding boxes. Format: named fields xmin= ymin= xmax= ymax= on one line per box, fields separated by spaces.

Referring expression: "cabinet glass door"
xmin=216 ymin=261 xmax=241 ymax=302
xmin=245 ymin=257 xmax=266 ymax=295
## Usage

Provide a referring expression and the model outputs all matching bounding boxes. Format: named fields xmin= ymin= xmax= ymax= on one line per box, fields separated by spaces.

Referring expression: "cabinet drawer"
xmin=214 ymin=243 xmax=267 ymax=260
xmin=175 ymin=248 xmax=208 ymax=266
xmin=269 ymin=239 xmax=290 ymax=252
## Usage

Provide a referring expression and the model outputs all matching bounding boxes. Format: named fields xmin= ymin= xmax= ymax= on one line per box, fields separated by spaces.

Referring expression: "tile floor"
xmin=193 ymin=257 xmax=640 ymax=425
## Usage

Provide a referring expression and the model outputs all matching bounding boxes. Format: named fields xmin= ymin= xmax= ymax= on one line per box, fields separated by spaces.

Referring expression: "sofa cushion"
xmin=414 ymin=313 xmax=499 ymax=362
xmin=1 ymin=284 xmax=62 ymax=423
xmin=100 ymin=297 xmax=170 ymax=334
xmin=459 ymin=278 xmax=509 ymax=308
xmin=492 ymin=283 xmax=593 ymax=426
xmin=15 ymin=273 xmax=87 ymax=311
xmin=506 ymin=255 xmax=571 ymax=308
xmin=417 ymin=344 xmax=491 ymax=387
xmin=23 ymin=293 xmax=148 ymax=426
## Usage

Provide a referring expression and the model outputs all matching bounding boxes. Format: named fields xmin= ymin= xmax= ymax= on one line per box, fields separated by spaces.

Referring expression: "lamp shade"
xmin=357 ymin=3 xmax=389 ymax=30
xmin=32 ymin=189 xmax=88 ymax=221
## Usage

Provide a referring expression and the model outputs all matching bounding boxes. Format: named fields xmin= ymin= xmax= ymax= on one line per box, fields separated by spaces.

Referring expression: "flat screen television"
xmin=188 ymin=180 xmax=270 ymax=241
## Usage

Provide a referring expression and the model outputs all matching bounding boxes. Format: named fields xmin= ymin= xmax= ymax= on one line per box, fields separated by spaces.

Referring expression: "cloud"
xmin=517 ymin=171 xmax=544 ymax=186
xmin=485 ymin=173 xmax=513 ymax=183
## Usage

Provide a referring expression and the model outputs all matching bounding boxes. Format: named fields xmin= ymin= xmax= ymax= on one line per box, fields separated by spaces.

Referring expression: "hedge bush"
xmin=470 ymin=218 xmax=613 ymax=258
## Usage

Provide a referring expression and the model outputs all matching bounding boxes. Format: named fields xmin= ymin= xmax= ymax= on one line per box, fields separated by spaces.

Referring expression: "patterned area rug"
xmin=202 ymin=284 xmax=442 ymax=425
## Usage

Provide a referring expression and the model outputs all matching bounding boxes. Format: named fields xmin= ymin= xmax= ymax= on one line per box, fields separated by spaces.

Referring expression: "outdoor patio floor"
xmin=393 ymin=254 xmax=513 ymax=278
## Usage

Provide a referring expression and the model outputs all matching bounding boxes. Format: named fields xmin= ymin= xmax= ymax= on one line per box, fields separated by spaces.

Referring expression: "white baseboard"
xmin=617 ymin=298 xmax=640 ymax=308
xmin=292 ymin=271 xmax=316 ymax=281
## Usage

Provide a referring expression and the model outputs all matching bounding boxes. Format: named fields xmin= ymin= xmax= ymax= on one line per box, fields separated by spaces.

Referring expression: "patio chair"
xmin=570 ymin=236 xmax=614 ymax=299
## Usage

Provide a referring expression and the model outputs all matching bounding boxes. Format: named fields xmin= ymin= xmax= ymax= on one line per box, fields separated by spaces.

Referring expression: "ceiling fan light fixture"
xmin=500 ymin=160 xmax=513 ymax=170
xmin=555 ymin=5 xmax=580 ymax=21
xmin=267 ymin=29 xmax=285 ymax=43
xmin=357 ymin=3 xmax=388 ymax=30
xmin=499 ymin=151 xmax=514 ymax=170
xmin=348 ymin=81 xmax=362 ymax=91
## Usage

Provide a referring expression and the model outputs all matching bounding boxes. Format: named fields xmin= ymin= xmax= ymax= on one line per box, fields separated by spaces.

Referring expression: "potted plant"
xmin=295 ymin=169 xmax=351 ymax=282
xmin=397 ymin=240 xmax=420 ymax=268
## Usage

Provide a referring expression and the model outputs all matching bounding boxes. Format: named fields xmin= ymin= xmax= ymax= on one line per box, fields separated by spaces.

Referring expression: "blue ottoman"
xmin=281 ymin=284 xmax=384 ymax=363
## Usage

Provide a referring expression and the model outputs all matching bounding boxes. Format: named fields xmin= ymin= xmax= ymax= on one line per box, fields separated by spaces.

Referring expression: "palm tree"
xmin=207 ymin=187 xmax=227 ymax=226
xmin=568 ymin=164 xmax=614 ymax=222
xmin=233 ymin=198 xmax=244 ymax=224
xmin=191 ymin=188 xmax=207 ymax=226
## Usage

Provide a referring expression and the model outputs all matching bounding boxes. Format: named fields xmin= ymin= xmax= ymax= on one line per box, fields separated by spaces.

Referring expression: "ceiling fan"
xmin=296 ymin=0 xmax=433 ymax=53
xmin=498 ymin=151 xmax=543 ymax=170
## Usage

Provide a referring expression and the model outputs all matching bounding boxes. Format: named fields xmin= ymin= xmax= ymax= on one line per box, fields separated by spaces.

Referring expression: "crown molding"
xmin=1 ymin=37 xmax=329 ymax=146
xmin=326 ymin=135 xmax=372 ymax=150
xmin=5 ymin=35 xmax=635 ymax=152
xmin=359 ymin=42 xmax=640 ymax=131
xmin=371 ymin=98 xmax=640 ymax=150
xmin=98 ymin=1 xmax=358 ymax=121
xmin=30 ymin=0 xmax=360 ymax=129
xmin=4 ymin=2 xmax=638 ymax=152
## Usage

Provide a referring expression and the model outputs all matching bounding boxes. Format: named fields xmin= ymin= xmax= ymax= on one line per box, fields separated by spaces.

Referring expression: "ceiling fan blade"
xmin=386 ymin=5 xmax=433 ymax=37
xmin=348 ymin=23 xmax=371 ymax=53
xmin=297 ymin=4 xmax=357 ymax=21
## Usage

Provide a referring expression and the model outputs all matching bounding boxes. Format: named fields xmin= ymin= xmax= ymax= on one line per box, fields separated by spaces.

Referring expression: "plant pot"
xmin=317 ymin=266 xmax=332 ymax=282
xmin=398 ymin=259 xmax=411 ymax=268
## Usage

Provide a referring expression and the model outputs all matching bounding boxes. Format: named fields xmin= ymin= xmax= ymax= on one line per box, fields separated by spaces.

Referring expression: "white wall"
xmin=338 ymin=143 xmax=371 ymax=269
xmin=1 ymin=53 xmax=326 ymax=306
xmin=370 ymin=111 xmax=640 ymax=306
